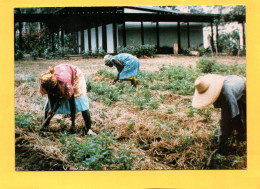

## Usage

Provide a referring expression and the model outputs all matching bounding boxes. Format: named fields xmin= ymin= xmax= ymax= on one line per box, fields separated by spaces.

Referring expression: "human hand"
xmin=47 ymin=109 xmax=55 ymax=117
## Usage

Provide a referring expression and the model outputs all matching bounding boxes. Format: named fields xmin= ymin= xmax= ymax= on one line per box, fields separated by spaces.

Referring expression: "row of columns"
xmin=16 ymin=21 xmax=246 ymax=55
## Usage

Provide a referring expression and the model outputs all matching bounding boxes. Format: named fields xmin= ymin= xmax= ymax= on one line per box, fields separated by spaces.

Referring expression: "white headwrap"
xmin=104 ymin=54 xmax=112 ymax=65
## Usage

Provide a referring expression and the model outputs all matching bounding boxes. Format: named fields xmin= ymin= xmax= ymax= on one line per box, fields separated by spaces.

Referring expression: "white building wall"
xmin=117 ymin=22 xmax=203 ymax=48
xmin=90 ymin=28 xmax=97 ymax=53
xmin=84 ymin=30 xmax=89 ymax=52
xmin=125 ymin=22 xmax=142 ymax=46
xmin=203 ymin=22 xmax=245 ymax=49
xmin=143 ymin=22 xmax=157 ymax=45
xmin=158 ymin=22 xmax=177 ymax=47
xmin=98 ymin=26 xmax=103 ymax=51
xmin=106 ymin=24 xmax=114 ymax=53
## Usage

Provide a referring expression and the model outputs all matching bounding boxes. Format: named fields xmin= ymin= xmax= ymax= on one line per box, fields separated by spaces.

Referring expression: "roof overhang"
xmin=14 ymin=7 xmax=245 ymax=33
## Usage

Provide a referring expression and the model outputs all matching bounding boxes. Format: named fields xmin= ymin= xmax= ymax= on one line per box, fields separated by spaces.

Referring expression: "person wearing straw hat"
xmin=104 ymin=53 xmax=140 ymax=87
xmin=192 ymin=74 xmax=246 ymax=155
xmin=39 ymin=64 xmax=96 ymax=136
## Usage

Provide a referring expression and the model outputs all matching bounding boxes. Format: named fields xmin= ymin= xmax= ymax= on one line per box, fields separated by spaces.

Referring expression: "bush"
xmin=43 ymin=47 xmax=57 ymax=59
xmin=196 ymin=56 xmax=217 ymax=73
xmin=118 ymin=44 xmax=156 ymax=58
xmin=217 ymin=32 xmax=240 ymax=56
xmin=57 ymin=47 xmax=71 ymax=58
xmin=30 ymin=49 xmax=39 ymax=60
xmin=82 ymin=49 xmax=106 ymax=59
xmin=15 ymin=49 xmax=24 ymax=60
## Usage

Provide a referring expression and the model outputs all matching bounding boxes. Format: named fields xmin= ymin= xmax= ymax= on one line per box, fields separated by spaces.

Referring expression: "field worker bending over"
xmin=192 ymin=74 xmax=246 ymax=155
xmin=39 ymin=64 xmax=96 ymax=136
xmin=104 ymin=53 xmax=140 ymax=87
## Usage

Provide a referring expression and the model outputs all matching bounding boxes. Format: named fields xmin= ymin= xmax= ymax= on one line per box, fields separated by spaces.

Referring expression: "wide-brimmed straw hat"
xmin=192 ymin=74 xmax=225 ymax=109
xmin=40 ymin=66 xmax=57 ymax=91
xmin=104 ymin=55 xmax=112 ymax=65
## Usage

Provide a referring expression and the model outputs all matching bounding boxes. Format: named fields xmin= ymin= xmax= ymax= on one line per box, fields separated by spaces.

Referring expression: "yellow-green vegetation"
xmin=15 ymin=56 xmax=246 ymax=170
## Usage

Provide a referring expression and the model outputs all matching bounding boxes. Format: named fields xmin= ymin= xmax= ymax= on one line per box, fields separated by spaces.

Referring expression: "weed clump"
xmin=60 ymin=130 xmax=140 ymax=170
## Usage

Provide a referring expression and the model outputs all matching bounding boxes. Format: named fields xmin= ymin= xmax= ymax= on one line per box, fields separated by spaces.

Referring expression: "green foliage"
xmin=82 ymin=49 xmax=106 ymax=59
xmin=43 ymin=47 xmax=56 ymax=59
xmin=149 ymin=65 xmax=198 ymax=95
xmin=15 ymin=112 xmax=39 ymax=131
xmin=196 ymin=56 xmax=246 ymax=76
xmin=57 ymin=47 xmax=71 ymax=58
xmin=96 ymin=68 xmax=117 ymax=80
xmin=30 ymin=49 xmax=39 ymax=60
xmin=196 ymin=56 xmax=217 ymax=73
xmin=217 ymin=33 xmax=240 ymax=55
xmin=15 ymin=49 xmax=24 ymax=60
xmin=182 ymin=46 xmax=211 ymax=56
xmin=213 ymin=63 xmax=246 ymax=76
xmin=86 ymin=79 xmax=122 ymax=105
xmin=118 ymin=44 xmax=156 ymax=58
xmin=17 ymin=26 xmax=50 ymax=56
xmin=59 ymin=130 xmax=137 ymax=170
xmin=131 ymin=88 xmax=159 ymax=109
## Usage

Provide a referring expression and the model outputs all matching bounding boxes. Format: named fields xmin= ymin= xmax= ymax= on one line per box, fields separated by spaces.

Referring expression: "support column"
xmin=81 ymin=29 xmax=85 ymax=52
xmin=51 ymin=30 xmax=55 ymax=52
xmin=141 ymin=21 xmax=144 ymax=45
xmin=88 ymin=28 xmax=92 ymax=52
xmin=187 ymin=22 xmax=190 ymax=48
xmin=18 ymin=22 xmax=23 ymax=50
xmin=122 ymin=22 xmax=126 ymax=47
xmin=242 ymin=21 xmax=246 ymax=49
xmin=76 ymin=31 xmax=79 ymax=54
xmin=95 ymin=27 xmax=99 ymax=52
xmin=156 ymin=21 xmax=160 ymax=53
xmin=113 ymin=22 xmax=117 ymax=53
xmin=216 ymin=24 xmax=219 ymax=54
xmin=177 ymin=22 xmax=181 ymax=54
xmin=102 ymin=24 xmax=107 ymax=52
xmin=210 ymin=22 xmax=214 ymax=52
xmin=61 ymin=30 xmax=64 ymax=47
xmin=72 ymin=32 xmax=75 ymax=54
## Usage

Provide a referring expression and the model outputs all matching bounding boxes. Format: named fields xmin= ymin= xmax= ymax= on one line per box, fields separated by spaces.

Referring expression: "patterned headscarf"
xmin=40 ymin=66 xmax=57 ymax=91
xmin=104 ymin=55 xmax=112 ymax=65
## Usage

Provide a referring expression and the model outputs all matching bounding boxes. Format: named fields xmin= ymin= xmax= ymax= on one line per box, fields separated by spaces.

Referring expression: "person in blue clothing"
xmin=192 ymin=74 xmax=246 ymax=155
xmin=104 ymin=53 xmax=140 ymax=87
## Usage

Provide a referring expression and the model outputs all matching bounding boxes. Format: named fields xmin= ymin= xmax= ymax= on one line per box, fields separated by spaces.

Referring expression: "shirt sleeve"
xmin=214 ymin=76 xmax=243 ymax=120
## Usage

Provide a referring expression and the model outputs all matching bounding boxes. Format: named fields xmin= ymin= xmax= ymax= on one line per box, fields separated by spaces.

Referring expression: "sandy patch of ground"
xmin=15 ymin=55 xmax=246 ymax=80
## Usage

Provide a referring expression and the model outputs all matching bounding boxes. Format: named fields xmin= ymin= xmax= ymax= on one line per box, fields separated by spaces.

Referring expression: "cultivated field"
xmin=15 ymin=55 xmax=246 ymax=170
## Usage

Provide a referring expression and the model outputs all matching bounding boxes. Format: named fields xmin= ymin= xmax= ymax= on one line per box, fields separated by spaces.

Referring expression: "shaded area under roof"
xmin=14 ymin=6 xmax=245 ymax=33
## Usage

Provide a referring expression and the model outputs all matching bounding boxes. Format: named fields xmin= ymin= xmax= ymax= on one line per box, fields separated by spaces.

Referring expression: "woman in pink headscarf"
xmin=39 ymin=64 xmax=96 ymax=136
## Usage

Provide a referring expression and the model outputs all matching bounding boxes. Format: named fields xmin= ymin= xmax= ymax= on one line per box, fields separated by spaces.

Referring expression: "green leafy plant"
xmin=118 ymin=44 xmax=156 ymax=58
xmin=196 ymin=56 xmax=217 ymax=73
xmin=59 ymin=130 xmax=137 ymax=170
xmin=15 ymin=112 xmax=39 ymax=131
xmin=30 ymin=49 xmax=39 ymax=60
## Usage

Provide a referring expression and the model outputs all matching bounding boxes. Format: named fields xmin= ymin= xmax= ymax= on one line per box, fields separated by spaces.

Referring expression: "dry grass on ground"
xmin=14 ymin=55 xmax=247 ymax=171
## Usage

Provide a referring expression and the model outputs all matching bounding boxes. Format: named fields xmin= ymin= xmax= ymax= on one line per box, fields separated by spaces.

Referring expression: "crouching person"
xmin=104 ymin=53 xmax=140 ymax=87
xmin=192 ymin=74 xmax=246 ymax=155
xmin=39 ymin=64 xmax=96 ymax=136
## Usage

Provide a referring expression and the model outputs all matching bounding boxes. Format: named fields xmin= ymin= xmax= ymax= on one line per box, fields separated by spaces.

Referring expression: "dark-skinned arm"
xmin=47 ymin=93 xmax=57 ymax=117
xmin=69 ymin=94 xmax=76 ymax=129
xmin=112 ymin=59 xmax=124 ymax=83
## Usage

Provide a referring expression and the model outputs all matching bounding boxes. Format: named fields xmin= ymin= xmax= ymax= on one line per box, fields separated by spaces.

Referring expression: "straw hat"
xmin=192 ymin=74 xmax=225 ymax=109
xmin=104 ymin=54 xmax=112 ymax=65
xmin=40 ymin=66 xmax=57 ymax=91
